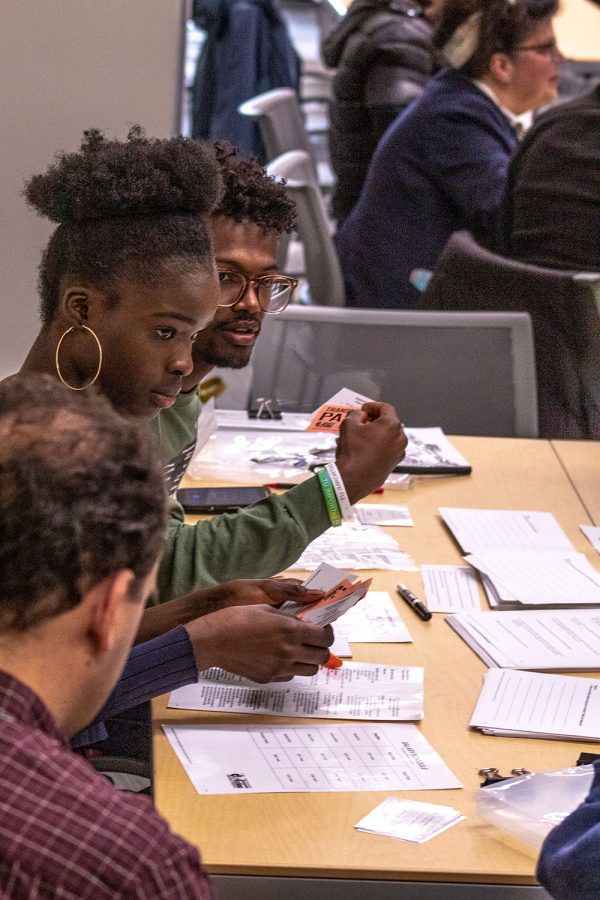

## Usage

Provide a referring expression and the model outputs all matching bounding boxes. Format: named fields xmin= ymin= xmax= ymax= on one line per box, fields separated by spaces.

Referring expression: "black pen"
xmin=396 ymin=584 xmax=432 ymax=621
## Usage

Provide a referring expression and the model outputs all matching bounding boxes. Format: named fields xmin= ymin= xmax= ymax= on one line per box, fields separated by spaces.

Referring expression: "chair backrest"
xmin=238 ymin=88 xmax=318 ymax=177
xmin=249 ymin=306 xmax=538 ymax=437
xmin=419 ymin=230 xmax=600 ymax=439
xmin=267 ymin=150 xmax=346 ymax=307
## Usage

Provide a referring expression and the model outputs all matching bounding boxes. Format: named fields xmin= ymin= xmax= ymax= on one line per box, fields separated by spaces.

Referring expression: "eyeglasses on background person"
xmin=217 ymin=269 xmax=298 ymax=313
xmin=515 ymin=39 xmax=563 ymax=60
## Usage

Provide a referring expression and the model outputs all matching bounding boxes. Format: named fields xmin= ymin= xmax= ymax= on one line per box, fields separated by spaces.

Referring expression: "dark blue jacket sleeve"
xmin=72 ymin=626 xmax=197 ymax=749
xmin=537 ymin=761 xmax=600 ymax=899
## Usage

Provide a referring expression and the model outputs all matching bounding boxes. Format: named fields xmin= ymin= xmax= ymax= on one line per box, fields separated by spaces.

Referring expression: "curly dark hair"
xmin=0 ymin=373 xmax=166 ymax=632
xmin=24 ymin=127 xmax=223 ymax=326
xmin=212 ymin=141 xmax=296 ymax=235
xmin=434 ymin=0 xmax=559 ymax=79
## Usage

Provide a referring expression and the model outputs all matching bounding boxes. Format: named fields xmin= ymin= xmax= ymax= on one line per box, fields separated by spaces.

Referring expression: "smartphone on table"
xmin=176 ymin=486 xmax=271 ymax=514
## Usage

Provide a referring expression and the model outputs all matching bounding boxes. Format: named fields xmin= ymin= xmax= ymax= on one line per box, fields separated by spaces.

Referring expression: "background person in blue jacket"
xmin=191 ymin=0 xmax=300 ymax=159
xmin=335 ymin=0 xmax=562 ymax=310
xmin=537 ymin=761 xmax=600 ymax=899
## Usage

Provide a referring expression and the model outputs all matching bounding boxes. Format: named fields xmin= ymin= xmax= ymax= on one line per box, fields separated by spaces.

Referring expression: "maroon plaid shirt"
xmin=0 ymin=671 xmax=214 ymax=899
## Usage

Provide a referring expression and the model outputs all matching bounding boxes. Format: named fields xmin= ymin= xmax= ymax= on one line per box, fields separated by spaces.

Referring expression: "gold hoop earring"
xmin=55 ymin=325 xmax=103 ymax=391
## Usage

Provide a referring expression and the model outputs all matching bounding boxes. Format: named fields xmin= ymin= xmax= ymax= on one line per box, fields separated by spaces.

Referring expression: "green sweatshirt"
xmin=155 ymin=393 xmax=330 ymax=602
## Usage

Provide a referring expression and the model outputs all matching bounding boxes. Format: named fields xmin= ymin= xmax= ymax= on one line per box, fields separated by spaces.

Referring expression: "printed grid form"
xmin=248 ymin=725 xmax=432 ymax=791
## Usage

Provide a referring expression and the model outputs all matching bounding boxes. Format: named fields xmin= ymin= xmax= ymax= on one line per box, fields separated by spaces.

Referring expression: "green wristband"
xmin=317 ymin=468 xmax=342 ymax=527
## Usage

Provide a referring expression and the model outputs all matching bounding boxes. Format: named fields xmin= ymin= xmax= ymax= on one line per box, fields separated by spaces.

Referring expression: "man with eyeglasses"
xmin=157 ymin=142 xmax=407 ymax=601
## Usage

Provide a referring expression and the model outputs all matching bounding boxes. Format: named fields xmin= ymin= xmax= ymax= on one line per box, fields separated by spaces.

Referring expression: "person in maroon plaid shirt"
xmin=0 ymin=374 xmax=214 ymax=899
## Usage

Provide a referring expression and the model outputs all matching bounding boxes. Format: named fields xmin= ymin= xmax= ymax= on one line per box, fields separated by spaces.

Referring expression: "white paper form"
xmin=470 ymin=669 xmax=600 ymax=740
xmin=168 ymin=663 xmax=424 ymax=721
xmin=421 ymin=566 xmax=482 ymax=613
xmin=162 ymin=722 xmax=463 ymax=794
xmin=355 ymin=797 xmax=465 ymax=843
xmin=287 ymin=522 xmax=418 ymax=571
xmin=465 ymin=552 xmax=600 ymax=607
xmin=439 ymin=508 xmax=575 ymax=554
xmin=334 ymin=592 xmax=412 ymax=643
xmin=354 ymin=505 xmax=413 ymax=527
xmin=447 ymin=609 xmax=600 ymax=670
xmin=582 ymin=526 xmax=600 ymax=554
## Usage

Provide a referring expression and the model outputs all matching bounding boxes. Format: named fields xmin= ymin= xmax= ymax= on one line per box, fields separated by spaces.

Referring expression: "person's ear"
xmin=59 ymin=285 xmax=93 ymax=327
xmin=85 ymin=570 xmax=136 ymax=656
xmin=488 ymin=51 xmax=514 ymax=87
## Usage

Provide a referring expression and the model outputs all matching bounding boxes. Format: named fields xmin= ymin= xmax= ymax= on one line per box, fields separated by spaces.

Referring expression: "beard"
xmin=193 ymin=329 xmax=255 ymax=370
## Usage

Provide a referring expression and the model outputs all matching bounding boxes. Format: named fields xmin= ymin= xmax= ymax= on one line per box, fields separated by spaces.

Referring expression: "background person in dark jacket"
xmin=322 ymin=0 xmax=444 ymax=224
xmin=335 ymin=0 xmax=562 ymax=309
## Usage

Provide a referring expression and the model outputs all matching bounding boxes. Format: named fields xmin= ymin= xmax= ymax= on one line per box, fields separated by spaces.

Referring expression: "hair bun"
xmin=24 ymin=126 xmax=223 ymax=224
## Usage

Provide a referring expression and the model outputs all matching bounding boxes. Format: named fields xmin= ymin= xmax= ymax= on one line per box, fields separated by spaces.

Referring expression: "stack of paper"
xmin=162 ymin=723 xmax=462 ymax=794
xmin=440 ymin=508 xmax=600 ymax=610
xmin=355 ymin=797 xmax=465 ymax=844
xmin=466 ymin=551 xmax=600 ymax=609
xmin=447 ymin=609 xmax=600 ymax=669
xmin=169 ymin=663 xmax=424 ymax=721
xmin=470 ymin=669 xmax=600 ymax=741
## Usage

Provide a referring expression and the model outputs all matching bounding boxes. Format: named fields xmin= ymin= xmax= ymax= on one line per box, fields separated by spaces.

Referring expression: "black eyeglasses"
xmin=217 ymin=270 xmax=298 ymax=314
xmin=515 ymin=40 xmax=562 ymax=60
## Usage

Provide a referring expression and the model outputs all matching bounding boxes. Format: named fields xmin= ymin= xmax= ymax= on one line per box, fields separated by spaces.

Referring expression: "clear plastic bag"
xmin=476 ymin=765 xmax=595 ymax=849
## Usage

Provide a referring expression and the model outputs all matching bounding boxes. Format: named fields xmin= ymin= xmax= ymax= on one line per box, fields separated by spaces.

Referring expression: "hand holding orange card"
xmin=279 ymin=562 xmax=372 ymax=627
xmin=306 ymin=388 xmax=374 ymax=433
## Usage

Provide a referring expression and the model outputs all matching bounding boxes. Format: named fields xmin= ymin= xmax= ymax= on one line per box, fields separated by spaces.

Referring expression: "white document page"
xmin=330 ymin=634 xmax=352 ymax=657
xmin=447 ymin=609 xmax=600 ymax=669
xmin=465 ymin=552 xmax=600 ymax=607
xmin=470 ymin=669 xmax=600 ymax=740
xmin=582 ymin=525 xmax=600 ymax=554
xmin=354 ymin=505 xmax=413 ymax=527
xmin=355 ymin=797 xmax=465 ymax=843
xmin=421 ymin=566 xmax=482 ymax=613
xmin=439 ymin=508 xmax=574 ymax=553
xmin=288 ymin=522 xmax=418 ymax=571
xmin=334 ymin=591 xmax=412 ymax=643
xmin=168 ymin=663 xmax=423 ymax=721
xmin=162 ymin=722 xmax=462 ymax=794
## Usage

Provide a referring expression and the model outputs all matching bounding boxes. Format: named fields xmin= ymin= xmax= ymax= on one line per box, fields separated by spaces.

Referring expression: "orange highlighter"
xmin=323 ymin=652 xmax=343 ymax=669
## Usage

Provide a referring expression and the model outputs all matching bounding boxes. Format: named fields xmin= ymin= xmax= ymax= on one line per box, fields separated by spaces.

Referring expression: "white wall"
xmin=0 ymin=0 xmax=188 ymax=378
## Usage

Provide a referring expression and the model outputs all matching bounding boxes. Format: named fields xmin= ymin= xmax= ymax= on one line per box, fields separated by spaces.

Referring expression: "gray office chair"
xmin=419 ymin=230 xmax=600 ymax=439
xmin=238 ymin=87 xmax=335 ymax=191
xmin=249 ymin=306 xmax=538 ymax=437
xmin=267 ymin=150 xmax=345 ymax=307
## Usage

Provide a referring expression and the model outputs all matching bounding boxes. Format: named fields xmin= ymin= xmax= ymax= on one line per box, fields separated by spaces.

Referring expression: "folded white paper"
xmin=355 ymin=797 xmax=465 ymax=843
xmin=354 ymin=505 xmax=413 ymax=527
xmin=582 ymin=525 xmax=600 ymax=554
xmin=168 ymin=663 xmax=424 ymax=721
xmin=162 ymin=722 xmax=463 ymax=794
xmin=422 ymin=565 xmax=481 ymax=613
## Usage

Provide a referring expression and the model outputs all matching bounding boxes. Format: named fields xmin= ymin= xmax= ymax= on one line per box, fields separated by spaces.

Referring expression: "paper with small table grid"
xmin=162 ymin=722 xmax=462 ymax=794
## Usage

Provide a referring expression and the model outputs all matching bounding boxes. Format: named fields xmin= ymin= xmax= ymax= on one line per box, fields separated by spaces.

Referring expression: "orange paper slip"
xmin=306 ymin=388 xmax=374 ymax=434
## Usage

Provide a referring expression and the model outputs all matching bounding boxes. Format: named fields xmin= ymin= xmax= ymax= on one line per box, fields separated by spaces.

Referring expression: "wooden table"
xmin=153 ymin=436 xmax=598 ymax=900
xmin=552 ymin=439 xmax=600 ymax=525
